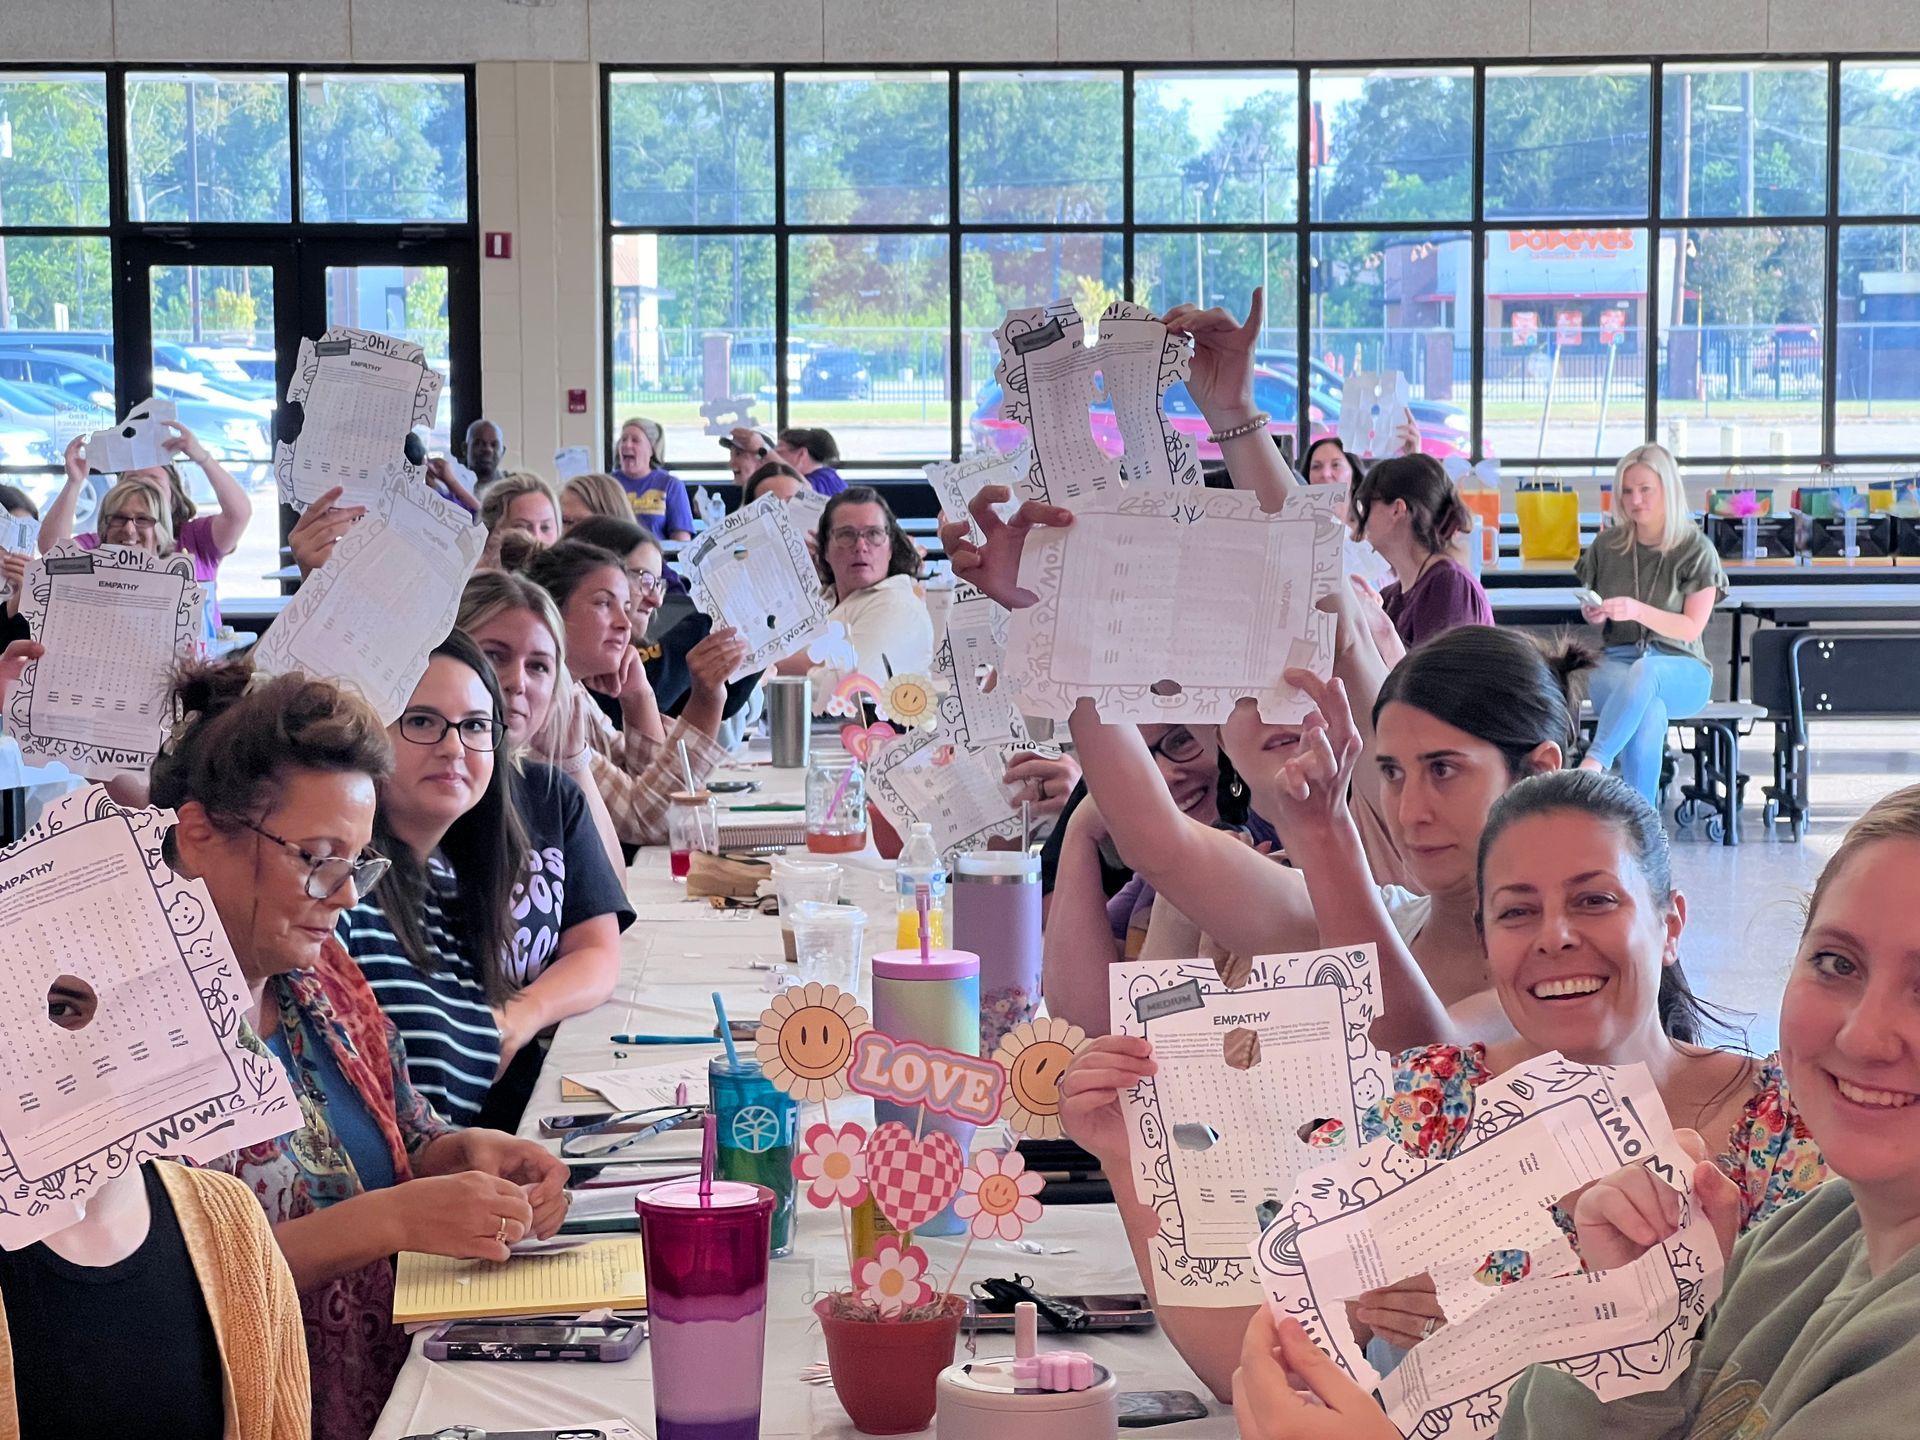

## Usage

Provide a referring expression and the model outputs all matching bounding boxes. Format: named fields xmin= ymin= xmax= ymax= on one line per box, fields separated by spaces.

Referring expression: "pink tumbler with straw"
xmin=638 ymin=1177 xmax=775 ymax=1440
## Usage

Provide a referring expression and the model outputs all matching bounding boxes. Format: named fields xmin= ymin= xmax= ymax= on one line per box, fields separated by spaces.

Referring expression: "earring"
xmin=1229 ymin=776 xmax=1246 ymax=799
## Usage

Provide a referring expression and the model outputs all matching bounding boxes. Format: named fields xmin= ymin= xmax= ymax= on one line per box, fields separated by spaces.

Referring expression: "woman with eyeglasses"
xmin=517 ymin=540 xmax=747 ymax=849
xmin=457 ymin=572 xmax=635 ymax=1125
xmin=335 ymin=628 xmax=546 ymax=1130
xmin=773 ymin=486 xmax=933 ymax=690
xmin=42 ymin=425 xmax=253 ymax=638
xmin=152 ymin=656 xmax=569 ymax=1440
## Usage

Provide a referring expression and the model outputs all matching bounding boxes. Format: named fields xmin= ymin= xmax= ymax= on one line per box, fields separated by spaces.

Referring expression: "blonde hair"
xmin=480 ymin=471 xmax=561 ymax=535
xmin=98 ymin=477 xmax=175 ymax=554
xmin=1807 ymin=783 xmax=1920 ymax=928
xmin=619 ymin=416 xmax=665 ymax=467
xmin=457 ymin=569 xmax=576 ymax=764
xmin=1607 ymin=443 xmax=1694 ymax=553
xmin=561 ymin=471 xmax=629 ymax=527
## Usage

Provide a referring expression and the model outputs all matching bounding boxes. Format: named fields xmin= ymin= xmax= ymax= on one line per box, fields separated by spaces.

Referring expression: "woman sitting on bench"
xmin=1577 ymin=443 xmax=1728 ymax=804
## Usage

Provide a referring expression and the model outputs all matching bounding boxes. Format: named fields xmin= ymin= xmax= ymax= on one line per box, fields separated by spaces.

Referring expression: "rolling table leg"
xmin=1727 ymin=610 xmax=1746 ymax=701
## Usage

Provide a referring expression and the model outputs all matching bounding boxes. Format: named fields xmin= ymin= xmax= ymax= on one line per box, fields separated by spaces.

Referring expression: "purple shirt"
xmin=1381 ymin=555 xmax=1493 ymax=649
xmin=617 ymin=467 xmax=695 ymax=538
xmin=806 ymin=466 xmax=848 ymax=497
xmin=82 ymin=514 xmax=225 ymax=632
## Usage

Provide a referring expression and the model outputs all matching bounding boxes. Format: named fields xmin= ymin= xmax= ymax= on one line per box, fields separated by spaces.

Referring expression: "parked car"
xmin=799 ymin=348 xmax=872 ymax=401
xmin=1258 ymin=349 xmax=1475 ymax=459
xmin=153 ymin=342 xmax=278 ymax=404
xmin=969 ymin=366 xmax=1338 ymax=465
xmin=0 ymin=347 xmax=271 ymax=463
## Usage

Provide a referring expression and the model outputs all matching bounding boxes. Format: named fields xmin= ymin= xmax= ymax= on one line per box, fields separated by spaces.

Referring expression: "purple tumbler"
xmin=954 ymin=852 xmax=1042 ymax=1056
xmin=637 ymin=1178 xmax=775 ymax=1440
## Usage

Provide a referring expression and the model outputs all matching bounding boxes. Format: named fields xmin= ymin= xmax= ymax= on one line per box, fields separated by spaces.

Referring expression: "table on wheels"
xmin=372 ymin=750 xmax=1233 ymax=1440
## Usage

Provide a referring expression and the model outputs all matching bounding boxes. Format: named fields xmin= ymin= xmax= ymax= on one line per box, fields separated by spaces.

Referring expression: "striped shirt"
xmin=339 ymin=860 xmax=500 ymax=1128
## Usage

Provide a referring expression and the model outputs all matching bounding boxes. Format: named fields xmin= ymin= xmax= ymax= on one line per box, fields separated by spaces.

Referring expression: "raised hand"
xmin=1255 ymin=669 xmax=1362 ymax=837
xmin=287 ymin=485 xmax=368 ymax=576
xmin=936 ymin=484 xmax=1073 ymax=612
xmin=688 ymin=626 xmax=750 ymax=696
xmin=1163 ymin=286 xmax=1266 ymax=431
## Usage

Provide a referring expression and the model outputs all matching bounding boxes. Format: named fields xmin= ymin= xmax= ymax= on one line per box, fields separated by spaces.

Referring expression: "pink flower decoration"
xmin=792 ymin=1121 xmax=869 ymax=1209
xmin=954 ymin=1147 xmax=1045 ymax=1241
xmin=851 ymin=1236 xmax=933 ymax=1316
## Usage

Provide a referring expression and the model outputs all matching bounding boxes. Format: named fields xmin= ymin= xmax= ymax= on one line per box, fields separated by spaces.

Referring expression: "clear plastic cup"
xmin=788 ymin=901 xmax=867 ymax=994
xmin=771 ymin=855 xmax=842 ymax=963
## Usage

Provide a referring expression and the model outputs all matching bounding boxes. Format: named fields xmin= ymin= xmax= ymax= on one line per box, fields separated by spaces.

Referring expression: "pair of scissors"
xmin=558 ymin=1105 xmax=706 ymax=1161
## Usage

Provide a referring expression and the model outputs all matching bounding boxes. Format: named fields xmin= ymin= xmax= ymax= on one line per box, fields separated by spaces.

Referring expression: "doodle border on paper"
xmin=932 ymin=586 xmax=1029 ymax=753
xmin=10 ymin=542 xmax=203 ymax=781
xmin=273 ymin=325 xmax=443 ymax=513
xmin=682 ymin=493 xmax=834 ymax=680
xmin=0 ymin=789 xmax=300 ymax=1249
xmin=1108 ymin=946 xmax=1389 ymax=1306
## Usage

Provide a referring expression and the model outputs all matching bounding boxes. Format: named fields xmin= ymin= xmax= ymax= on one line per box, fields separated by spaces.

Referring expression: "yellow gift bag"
xmin=1515 ymin=483 xmax=1580 ymax=562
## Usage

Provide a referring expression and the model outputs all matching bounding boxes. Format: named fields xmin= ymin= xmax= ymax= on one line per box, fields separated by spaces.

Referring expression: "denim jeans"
xmin=1586 ymin=646 xmax=1714 ymax=803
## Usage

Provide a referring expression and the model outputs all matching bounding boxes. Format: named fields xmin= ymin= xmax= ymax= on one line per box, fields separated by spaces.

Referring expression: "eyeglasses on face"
xmin=242 ymin=820 xmax=391 ymax=901
xmin=103 ymin=512 xmax=158 ymax=532
xmin=626 ymin=569 xmax=667 ymax=597
xmin=829 ymin=525 xmax=890 ymax=549
xmin=1147 ymin=727 xmax=1206 ymax=764
xmin=396 ymin=709 xmax=506 ymax=752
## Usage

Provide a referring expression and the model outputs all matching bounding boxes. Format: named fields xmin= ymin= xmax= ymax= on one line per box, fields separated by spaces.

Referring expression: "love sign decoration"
xmin=845 ymin=1031 xmax=1008 ymax=1126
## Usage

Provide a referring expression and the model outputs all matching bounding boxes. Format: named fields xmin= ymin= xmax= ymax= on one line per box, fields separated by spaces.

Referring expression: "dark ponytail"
xmin=1352 ymin=454 xmax=1473 ymax=554
xmin=1477 ymin=769 xmax=1748 ymax=1046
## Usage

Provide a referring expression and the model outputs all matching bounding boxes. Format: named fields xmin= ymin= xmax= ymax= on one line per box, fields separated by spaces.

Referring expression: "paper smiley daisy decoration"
xmin=763 ymin=990 xmax=1061 ymax=1327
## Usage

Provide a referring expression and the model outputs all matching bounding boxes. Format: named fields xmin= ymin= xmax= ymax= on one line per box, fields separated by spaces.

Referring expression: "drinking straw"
xmin=677 ymin=738 xmax=697 ymax=796
xmin=916 ymin=882 xmax=931 ymax=963
xmin=1021 ymin=799 xmax=1031 ymax=853
xmin=826 ymin=754 xmax=858 ymax=820
xmin=698 ymin=1113 xmax=716 ymax=1204
xmin=712 ymin=992 xmax=741 ymax=1069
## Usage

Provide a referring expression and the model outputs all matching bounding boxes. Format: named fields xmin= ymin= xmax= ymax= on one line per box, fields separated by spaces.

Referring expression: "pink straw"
xmin=916 ymin=882 xmax=931 ymax=962
xmin=698 ymin=1113 xmax=717 ymax=1204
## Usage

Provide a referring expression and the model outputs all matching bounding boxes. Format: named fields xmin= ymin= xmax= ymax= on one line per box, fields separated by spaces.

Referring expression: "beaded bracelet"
xmin=1205 ymin=412 xmax=1271 ymax=444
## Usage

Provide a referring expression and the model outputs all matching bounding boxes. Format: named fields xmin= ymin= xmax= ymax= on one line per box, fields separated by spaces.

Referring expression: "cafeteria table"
xmin=372 ymin=751 xmax=1234 ymax=1440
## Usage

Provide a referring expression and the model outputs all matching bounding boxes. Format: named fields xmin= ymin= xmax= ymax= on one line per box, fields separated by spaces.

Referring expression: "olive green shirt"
xmin=1575 ymin=527 xmax=1727 ymax=666
xmin=1500 ymin=1179 xmax=1920 ymax=1440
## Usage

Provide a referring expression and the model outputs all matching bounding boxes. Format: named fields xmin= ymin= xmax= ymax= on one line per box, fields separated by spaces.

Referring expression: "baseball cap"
xmin=720 ymin=428 xmax=775 ymax=455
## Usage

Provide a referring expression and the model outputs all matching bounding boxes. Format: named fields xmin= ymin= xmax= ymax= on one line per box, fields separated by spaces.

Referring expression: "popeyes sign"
xmin=1506 ymin=229 xmax=1636 ymax=254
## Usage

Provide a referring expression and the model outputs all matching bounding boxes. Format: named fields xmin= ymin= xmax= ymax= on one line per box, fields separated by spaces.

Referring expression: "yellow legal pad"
xmin=392 ymin=1238 xmax=648 ymax=1324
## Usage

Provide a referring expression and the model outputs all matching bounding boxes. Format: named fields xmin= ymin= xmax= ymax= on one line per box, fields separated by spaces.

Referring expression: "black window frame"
xmin=602 ymin=53 xmax=1920 ymax=479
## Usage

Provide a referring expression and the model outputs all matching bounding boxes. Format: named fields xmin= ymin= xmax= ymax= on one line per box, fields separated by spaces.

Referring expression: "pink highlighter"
xmin=934 ymin=1301 xmax=1119 ymax=1439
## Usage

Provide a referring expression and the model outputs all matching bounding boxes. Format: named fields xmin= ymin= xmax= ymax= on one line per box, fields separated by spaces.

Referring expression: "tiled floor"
xmin=1665 ymin=720 xmax=1920 ymax=1056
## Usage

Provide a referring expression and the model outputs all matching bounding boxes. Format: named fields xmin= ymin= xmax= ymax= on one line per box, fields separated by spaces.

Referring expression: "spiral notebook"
xmin=391 ymin=1237 xmax=648 ymax=1323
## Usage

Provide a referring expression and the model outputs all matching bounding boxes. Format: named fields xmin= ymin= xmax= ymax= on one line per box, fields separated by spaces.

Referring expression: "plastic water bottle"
xmin=894 ymin=822 xmax=947 ymax=948
xmin=695 ymin=487 xmax=726 ymax=525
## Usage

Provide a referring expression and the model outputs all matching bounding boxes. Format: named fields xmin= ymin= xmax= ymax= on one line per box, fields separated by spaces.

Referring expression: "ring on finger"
xmin=495 ymin=1215 xmax=511 ymax=1245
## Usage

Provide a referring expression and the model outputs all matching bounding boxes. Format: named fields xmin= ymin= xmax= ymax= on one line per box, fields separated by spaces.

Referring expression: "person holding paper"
xmin=612 ymin=416 xmax=694 ymax=540
xmin=152 ymin=659 xmax=570 ymax=1440
xmin=742 ymin=459 xmax=808 ymax=506
xmin=773 ymin=487 xmax=934 ymax=686
xmin=1349 ymin=454 xmax=1493 ymax=648
xmin=521 ymin=540 xmax=747 ymax=847
xmin=43 ymin=425 xmax=252 ymax=635
xmin=559 ymin=470 xmax=632 ymax=532
xmin=1230 ymin=790 xmax=1920 ymax=1440
xmin=1577 ymin=444 xmax=1728 ymax=804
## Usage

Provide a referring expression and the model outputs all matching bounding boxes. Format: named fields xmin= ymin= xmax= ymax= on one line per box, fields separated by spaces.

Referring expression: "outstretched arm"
xmin=1041 ymin=798 xmax=1127 ymax=1036
xmin=1163 ymin=287 xmax=1298 ymax=514
xmin=1069 ymin=700 xmax=1321 ymax=960
xmin=1257 ymin=670 xmax=1459 ymax=1054
xmin=39 ymin=436 xmax=91 ymax=552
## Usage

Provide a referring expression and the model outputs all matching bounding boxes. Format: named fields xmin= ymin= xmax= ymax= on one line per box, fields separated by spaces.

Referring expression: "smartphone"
xmin=405 ymin=1431 xmax=616 ymax=1439
xmin=968 ymin=1293 xmax=1155 ymax=1332
xmin=1117 ymin=1391 xmax=1210 ymax=1427
xmin=1575 ymin=588 xmax=1605 ymax=609
xmin=708 ymin=779 xmax=759 ymax=794
xmin=717 ymin=1018 xmax=758 ymax=1042
xmin=421 ymin=1315 xmax=645 ymax=1363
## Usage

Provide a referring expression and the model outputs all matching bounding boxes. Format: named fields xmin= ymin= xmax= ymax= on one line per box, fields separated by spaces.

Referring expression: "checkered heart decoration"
xmin=864 ymin=1122 xmax=964 ymax=1232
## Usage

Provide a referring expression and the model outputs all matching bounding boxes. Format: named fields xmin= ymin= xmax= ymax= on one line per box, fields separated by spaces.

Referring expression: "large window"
xmin=609 ymin=58 xmax=1920 ymax=476
xmin=0 ymin=66 xmax=475 ymax=601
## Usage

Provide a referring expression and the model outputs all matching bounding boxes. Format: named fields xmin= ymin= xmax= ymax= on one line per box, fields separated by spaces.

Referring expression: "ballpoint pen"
xmin=608 ymin=1033 xmax=726 ymax=1045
